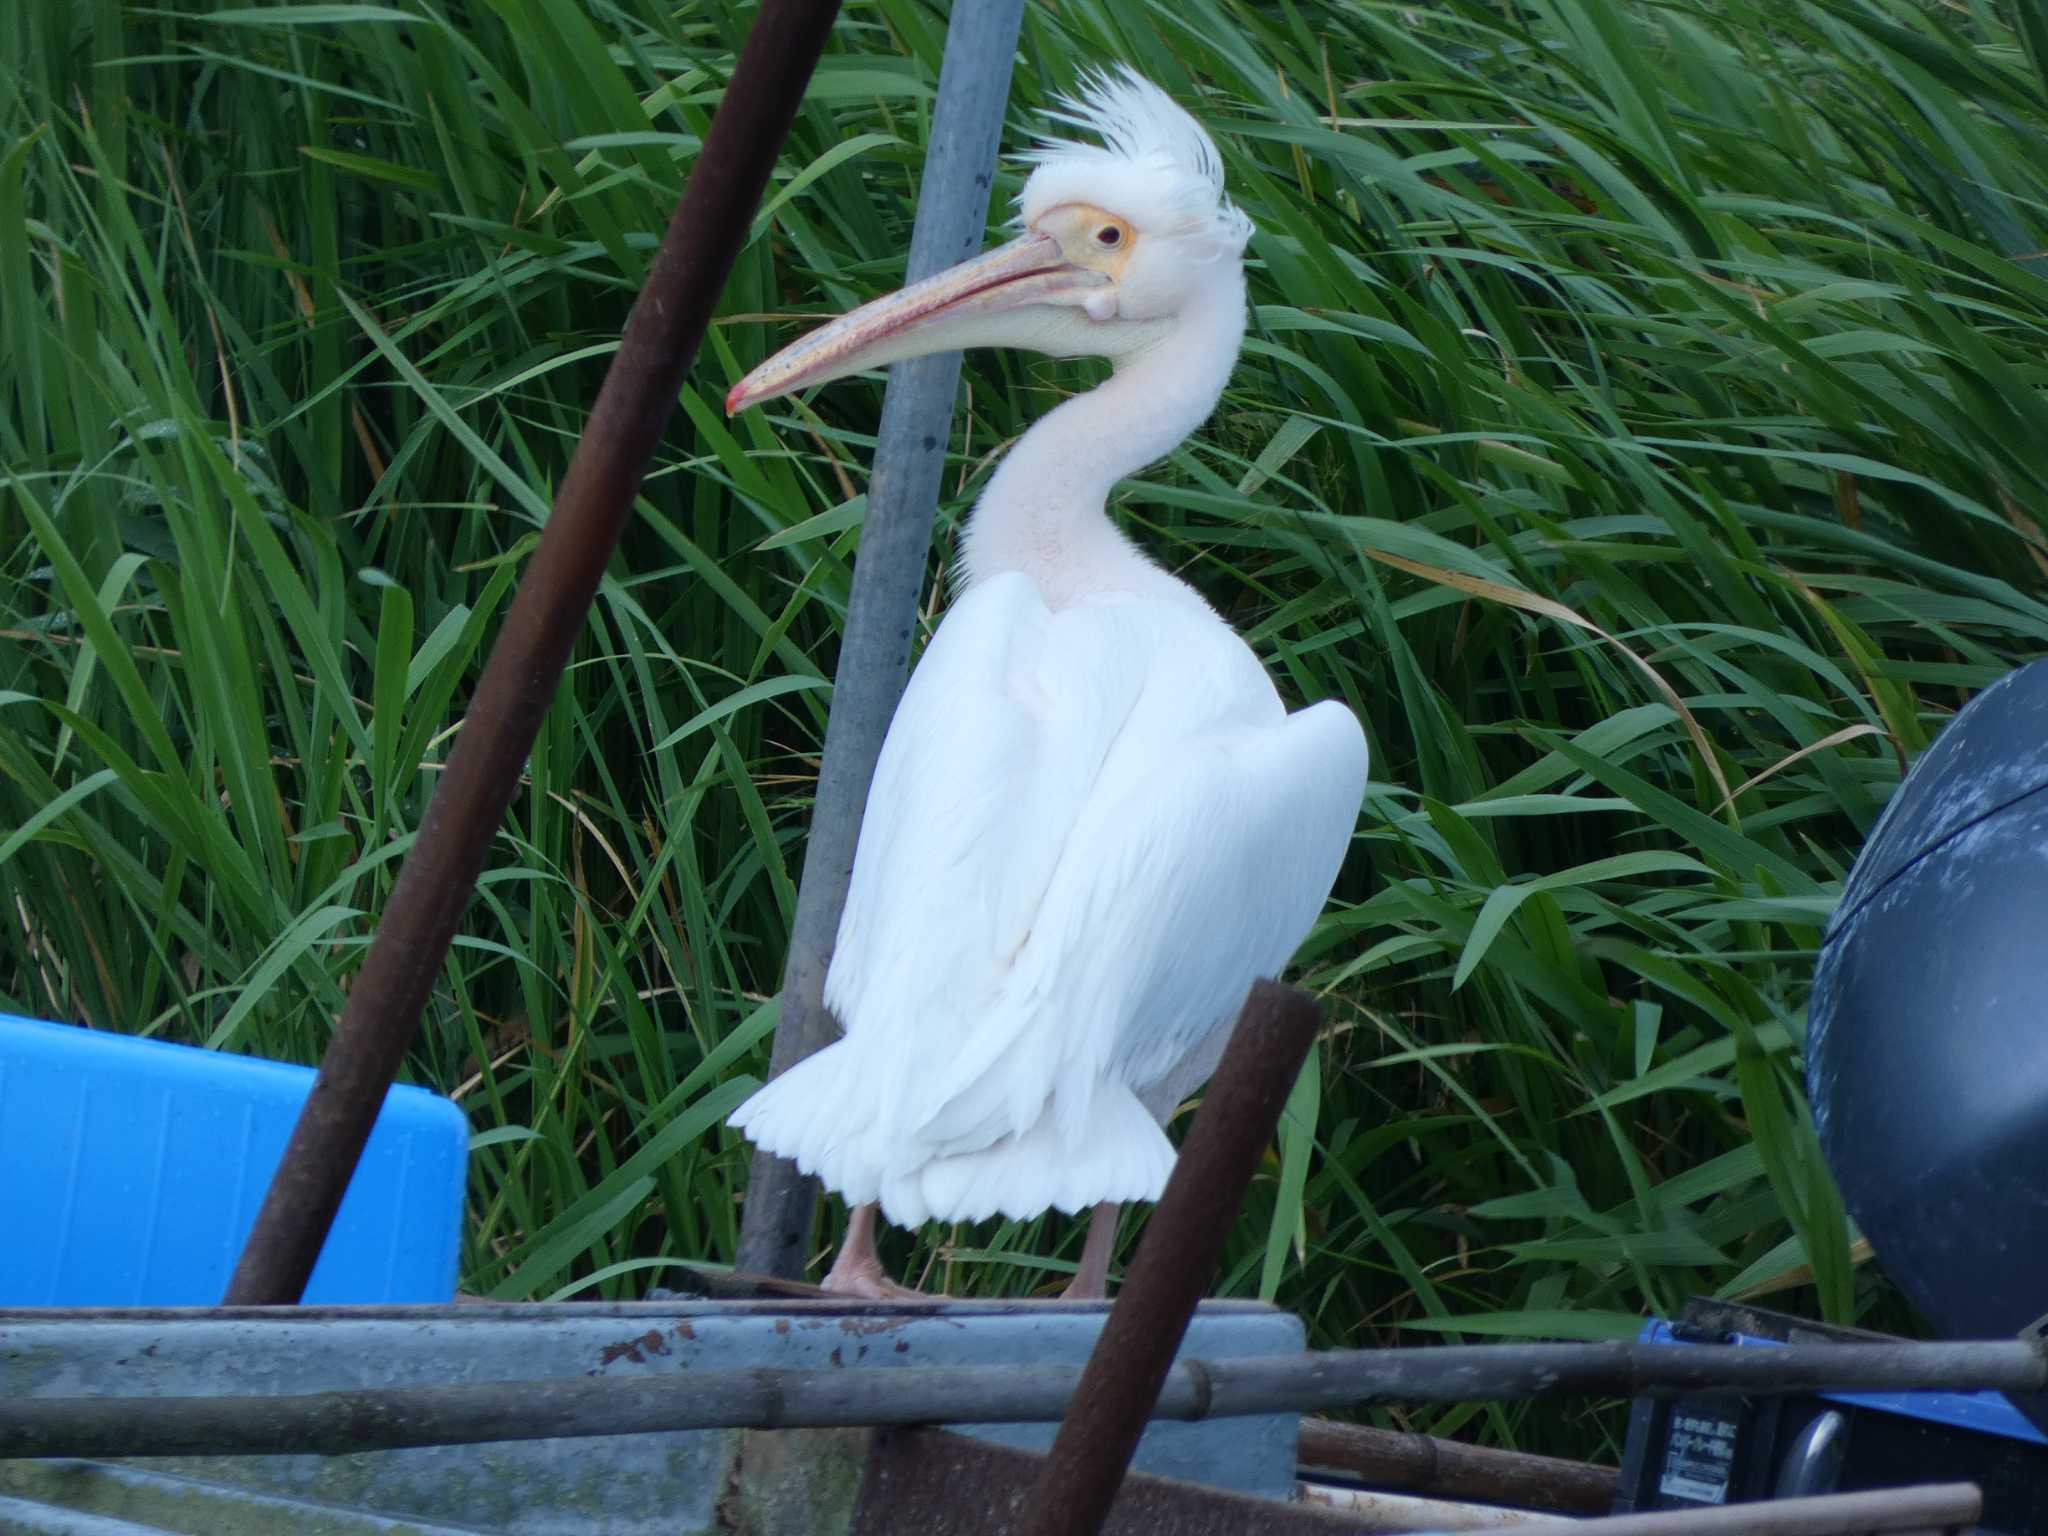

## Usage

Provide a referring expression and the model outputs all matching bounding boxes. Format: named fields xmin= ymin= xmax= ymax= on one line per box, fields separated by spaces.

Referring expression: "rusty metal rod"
xmin=1480 ymin=1483 xmax=1981 ymax=1536
xmin=4 ymin=1339 xmax=2045 ymax=1460
xmin=858 ymin=1432 xmax=1976 ymax=1536
xmin=737 ymin=0 xmax=1026 ymax=1277
xmin=854 ymin=1426 xmax=1372 ymax=1536
xmin=221 ymin=0 xmax=843 ymax=1305
xmin=1297 ymin=1416 xmax=1618 ymax=1515
xmin=1015 ymin=979 xmax=1326 ymax=1536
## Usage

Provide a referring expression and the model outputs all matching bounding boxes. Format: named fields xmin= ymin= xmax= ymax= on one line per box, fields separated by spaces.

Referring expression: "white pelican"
xmin=725 ymin=69 xmax=1367 ymax=1299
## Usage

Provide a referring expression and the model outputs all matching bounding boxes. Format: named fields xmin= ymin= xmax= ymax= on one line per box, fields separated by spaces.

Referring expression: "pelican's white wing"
xmin=729 ymin=570 xmax=1366 ymax=1226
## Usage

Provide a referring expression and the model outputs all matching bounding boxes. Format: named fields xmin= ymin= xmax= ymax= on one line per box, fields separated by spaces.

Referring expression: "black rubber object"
xmin=1808 ymin=658 xmax=2048 ymax=1432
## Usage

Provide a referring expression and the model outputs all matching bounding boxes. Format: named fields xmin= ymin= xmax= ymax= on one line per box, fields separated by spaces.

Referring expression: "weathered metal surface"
xmin=224 ymin=0 xmax=843 ymax=1306
xmin=720 ymin=1428 xmax=874 ymax=1536
xmin=0 ymin=1300 xmax=1301 ymax=1534
xmin=853 ymin=1434 xmax=1978 ymax=1536
xmin=1296 ymin=1416 xmax=1617 ymax=1514
xmin=851 ymin=1428 xmax=1365 ymax=1536
xmin=8 ymin=1320 xmax=2046 ymax=1466
xmin=0 ymin=1461 xmax=491 ymax=1534
xmin=739 ymin=0 xmax=1027 ymax=1285
xmin=0 ymin=1492 xmax=190 ymax=1536
xmin=1018 ymin=981 xmax=1322 ymax=1536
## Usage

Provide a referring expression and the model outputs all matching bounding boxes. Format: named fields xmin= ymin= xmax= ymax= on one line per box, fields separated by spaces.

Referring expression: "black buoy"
xmin=1809 ymin=658 xmax=2048 ymax=1431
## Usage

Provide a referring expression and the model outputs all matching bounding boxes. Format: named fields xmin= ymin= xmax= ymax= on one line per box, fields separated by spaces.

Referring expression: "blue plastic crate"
xmin=0 ymin=1014 xmax=467 ymax=1305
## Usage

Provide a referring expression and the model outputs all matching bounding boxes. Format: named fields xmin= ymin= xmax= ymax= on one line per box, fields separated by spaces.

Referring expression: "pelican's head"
xmin=726 ymin=68 xmax=1253 ymax=415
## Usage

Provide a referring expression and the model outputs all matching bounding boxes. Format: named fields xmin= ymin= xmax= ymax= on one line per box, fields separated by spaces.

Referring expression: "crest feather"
xmin=1018 ymin=67 xmax=1253 ymax=248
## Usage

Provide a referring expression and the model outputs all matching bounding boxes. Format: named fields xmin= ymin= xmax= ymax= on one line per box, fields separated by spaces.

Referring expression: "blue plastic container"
xmin=0 ymin=1014 xmax=468 ymax=1305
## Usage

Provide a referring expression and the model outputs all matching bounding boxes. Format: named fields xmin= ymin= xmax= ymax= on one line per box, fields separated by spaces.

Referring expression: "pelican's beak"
xmin=725 ymin=233 xmax=1105 ymax=415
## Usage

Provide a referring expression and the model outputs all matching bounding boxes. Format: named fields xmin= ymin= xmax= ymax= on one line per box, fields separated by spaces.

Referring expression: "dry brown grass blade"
xmin=1714 ymin=722 xmax=1887 ymax=813
xmin=1995 ymin=484 xmax=2048 ymax=585
xmin=263 ymin=209 xmax=387 ymax=486
xmin=1361 ymin=547 xmax=1734 ymax=807
xmin=1730 ymin=1237 xmax=1875 ymax=1302
xmin=1775 ymin=568 xmax=1912 ymax=775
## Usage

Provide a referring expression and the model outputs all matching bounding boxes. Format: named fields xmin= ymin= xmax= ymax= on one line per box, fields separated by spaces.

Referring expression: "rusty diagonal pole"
xmin=1011 ymin=979 xmax=1325 ymax=1536
xmin=226 ymin=0 xmax=843 ymax=1304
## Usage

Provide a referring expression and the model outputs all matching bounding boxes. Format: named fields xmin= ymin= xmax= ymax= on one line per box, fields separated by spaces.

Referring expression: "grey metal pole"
xmin=6 ymin=1340 xmax=2045 ymax=1459
xmin=736 ymin=0 xmax=1027 ymax=1278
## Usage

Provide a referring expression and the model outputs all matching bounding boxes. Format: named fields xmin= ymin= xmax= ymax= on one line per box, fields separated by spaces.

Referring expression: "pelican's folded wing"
xmin=738 ymin=572 xmax=1366 ymax=1223
xmin=820 ymin=572 xmax=1146 ymax=1143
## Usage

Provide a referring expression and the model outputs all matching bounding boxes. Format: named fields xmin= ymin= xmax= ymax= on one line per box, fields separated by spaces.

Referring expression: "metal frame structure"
xmin=46 ymin=2 xmax=2016 ymax=1530
xmin=9 ymin=980 xmax=2041 ymax=1531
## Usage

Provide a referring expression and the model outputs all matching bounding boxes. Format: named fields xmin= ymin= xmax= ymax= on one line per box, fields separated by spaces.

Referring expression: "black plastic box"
xmin=1615 ymin=1302 xmax=2048 ymax=1534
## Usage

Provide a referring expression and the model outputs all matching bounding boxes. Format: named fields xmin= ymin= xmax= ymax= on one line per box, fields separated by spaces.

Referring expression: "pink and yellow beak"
xmin=725 ymin=232 xmax=1104 ymax=416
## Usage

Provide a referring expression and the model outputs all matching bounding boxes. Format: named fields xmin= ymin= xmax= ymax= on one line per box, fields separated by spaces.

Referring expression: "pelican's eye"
xmin=1039 ymin=205 xmax=1132 ymax=265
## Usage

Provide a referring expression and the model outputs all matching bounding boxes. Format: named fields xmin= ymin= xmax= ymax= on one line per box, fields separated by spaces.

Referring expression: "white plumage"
xmin=1020 ymin=70 xmax=1254 ymax=248
xmin=725 ymin=68 xmax=1366 ymax=1294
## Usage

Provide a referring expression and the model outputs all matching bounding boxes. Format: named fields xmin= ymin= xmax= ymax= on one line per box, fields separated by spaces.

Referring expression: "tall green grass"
xmin=6 ymin=0 xmax=2046 ymax=1456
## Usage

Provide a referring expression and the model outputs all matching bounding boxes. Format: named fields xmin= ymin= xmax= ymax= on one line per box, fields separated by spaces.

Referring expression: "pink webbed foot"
xmin=820 ymin=1201 xmax=929 ymax=1299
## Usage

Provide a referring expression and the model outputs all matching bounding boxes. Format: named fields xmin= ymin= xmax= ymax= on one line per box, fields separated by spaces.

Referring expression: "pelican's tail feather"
xmin=727 ymin=1043 xmax=888 ymax=1209
xmin=881 ymin=1084 xmax=1174 ymax=1227
xmin=731 ymin=1051 xmax=1175 ymax=1230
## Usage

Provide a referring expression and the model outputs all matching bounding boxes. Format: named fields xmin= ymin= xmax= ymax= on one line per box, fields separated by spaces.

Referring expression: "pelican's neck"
xmin=961 ymin=280 xmax=1246 ymax=607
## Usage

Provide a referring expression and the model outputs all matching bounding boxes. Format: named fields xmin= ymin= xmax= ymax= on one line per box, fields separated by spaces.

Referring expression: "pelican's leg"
xmin=1062 ymin=1201 xmax=1121 ymax=1300
xmin=821 ymin=1202 xmax=926 ymax=1300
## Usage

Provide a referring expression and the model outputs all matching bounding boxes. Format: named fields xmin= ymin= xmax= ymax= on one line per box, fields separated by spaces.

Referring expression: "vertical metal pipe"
xmin=1014 ymin=981 xmax=1325 ymax=1536
xmin=223 ymin=0 xmax=843 ymax=1305
xmin=735 ymin=0 xmax=1027 ymax=1279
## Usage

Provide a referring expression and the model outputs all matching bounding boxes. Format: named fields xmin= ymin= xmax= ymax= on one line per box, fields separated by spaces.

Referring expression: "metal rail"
xmin=1017 ymin=980 xmax=1324 ymax=1536
xmin=853 ymin=1431 xmax=1982 ymax=1536
xmin=223 ymin=0 xmax=843 ymax=1304
xmin=5 ymin=1338 xmax=2041 ymax=1460
xmin=1480 ymin=1483 xmax=1980 ymax=1536
xmin=1297 ymin=1415 xmax=1618 ymax=1514
xmin=736 ymin=0 xmax=1027 ymax=1279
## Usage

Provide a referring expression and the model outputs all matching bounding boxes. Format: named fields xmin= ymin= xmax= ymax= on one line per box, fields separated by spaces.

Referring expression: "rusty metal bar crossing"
xmin=223 ymin=0 xmax=843 ymax=1305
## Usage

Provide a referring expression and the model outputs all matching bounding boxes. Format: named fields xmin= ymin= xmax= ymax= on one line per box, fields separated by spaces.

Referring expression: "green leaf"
xmin=651 ymin=675 xmax=831 ymax=752
xmin=301 ymin=147 xmax=441 ymax=192
xmin=1259 ymin=1044 xmax=1319 ymax=1302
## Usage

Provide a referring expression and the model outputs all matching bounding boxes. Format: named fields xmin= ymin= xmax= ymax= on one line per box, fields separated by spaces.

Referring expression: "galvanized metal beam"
xmin=4 ymin=1338 xmax=2043 ymax=1460
xmin=3 ymin=1300 xmax=1298 ymax=1530
xmin=223 ymin=0 xmax=844 ymax=1305
xmin=736 ymin=0 xmax=1027 ymax=1280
